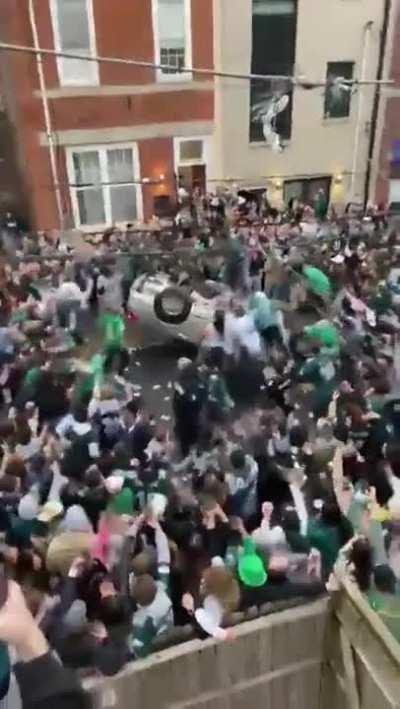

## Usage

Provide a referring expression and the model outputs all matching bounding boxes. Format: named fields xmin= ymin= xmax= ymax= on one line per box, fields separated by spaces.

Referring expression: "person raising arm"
xmin=0 ymin=580 xmax=91 ymax=709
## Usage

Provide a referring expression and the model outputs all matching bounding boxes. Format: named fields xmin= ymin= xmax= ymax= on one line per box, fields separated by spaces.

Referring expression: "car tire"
xmin=154 ymin=287 xmax=192 ymax=324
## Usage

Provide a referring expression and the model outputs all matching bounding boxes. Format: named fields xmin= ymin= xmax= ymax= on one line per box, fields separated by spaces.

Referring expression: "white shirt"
xmin=224 ymin=312 xmax=262 ymax=357
xmin=56 ymin=281 xmax=89 ymax=307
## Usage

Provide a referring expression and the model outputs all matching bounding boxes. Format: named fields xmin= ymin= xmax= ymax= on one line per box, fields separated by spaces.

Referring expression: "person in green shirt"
xmin=307 ymin=500 xmax=353 ymax=578
xmin=367 ymin=565 xmax=400 ymax=643
xmin=98 ymin=312 xmax=129 ymax=376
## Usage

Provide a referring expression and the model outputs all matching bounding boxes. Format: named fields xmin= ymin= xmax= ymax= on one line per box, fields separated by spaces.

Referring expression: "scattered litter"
xmin=308 ymin=412 xmax=314 ymax=419
xmin=135 ymin=361 xmax=142 ymax=367
xmin=260 ymin=385 xmax=266 ymax=391
xmin=167 ymin=381 xmax=172 ymax=389
xmin=164 ymin=396 xmax=171 ymax=401
xmin=153 ymin=385 xmax=161 ymax=390
xmin=132 ymin=384 xmax=142 ymax=391
xmin=178 ymin=333 xmax=188 ymax=340
xmin=160 ymin=415 xmax=171 ymax=422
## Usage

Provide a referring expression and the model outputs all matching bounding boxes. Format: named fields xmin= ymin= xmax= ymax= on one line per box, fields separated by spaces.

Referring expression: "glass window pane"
xmin=56 ymin=0 xmax=91 ymax=51
xmin=73 ymin=151 xmax=101 ymax=186
xmin=389 ymin=179 xmax=400 ymax=203
xmin=179 ymin=140 xmax=203 ymax=162
xmin=110 ymin=185 xmax=137 ymax=222
xmin=158 ymin=0 xmax=185 ymax=42
xmin=250 ymin=81 xmax=293 ymax=142
xmin=324 ymin=61 xmax=354 ymax=118
xmin=107 ymin=149 xmax=134 ymax=184
xmin=77 ymin=188 xmax=105 ymax=225
xmin=253 ymin=0 xmax=295 ymax=15
xmin=283 ymin=180 xmax=303 ymax=204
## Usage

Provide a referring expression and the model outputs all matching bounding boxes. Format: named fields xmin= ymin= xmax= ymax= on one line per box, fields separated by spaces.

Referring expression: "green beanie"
xmin=108 ymin=487 xmax=135 ymax=516
xmin=238 ymin=538 xmax=267 ymax=588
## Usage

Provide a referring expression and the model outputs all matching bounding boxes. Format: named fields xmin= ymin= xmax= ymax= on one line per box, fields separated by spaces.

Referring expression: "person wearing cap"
xmin=238 ymin=538 xmax=324 ymax=610
xmin=46 ymin=505 xmax=95 ymax=576
xmin=5 ymin=492 xmax=39 ymax=549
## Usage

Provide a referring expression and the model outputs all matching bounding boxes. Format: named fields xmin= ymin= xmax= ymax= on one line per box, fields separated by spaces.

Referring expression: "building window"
xmin=324 ymin=62 xmax=354 ymax=119
xmin=50 ymin=0 xmax=98 ymax=86
xmin=283 ymin=176 xmax=331 ymax=206
xmin=389 ymin=179 xmax=400 ymax=214
xmin=153 ymin=0 xmax=192 ymax=81
xmin=179 ymin=140 xmax=204 ymax=162
xmin=250 ymin=0 xmax=297 ymax=144
xmin=174 ymin=137 xmax=210 ymax=193
xmin=67 ymin=144 xmax=142 ymax=228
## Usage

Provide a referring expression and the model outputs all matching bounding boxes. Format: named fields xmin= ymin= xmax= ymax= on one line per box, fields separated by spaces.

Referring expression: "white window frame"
xmin=152 ymin=0 xmax=192 ymax=83
xmin=50 ymin=0 xmax=99 ymax=87
xmin=389 ymin=179 xmax=400 ymax=205
xmin=173 ymin=136 xmax=212 ymax=189
xmin=66 ymin=143 xmax=143 ymax=231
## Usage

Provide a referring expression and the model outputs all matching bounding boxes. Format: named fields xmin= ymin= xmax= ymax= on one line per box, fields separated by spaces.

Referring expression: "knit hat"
xmin=62 ymin=505 xmax=93 ymax=533
xmin=18 ymin=493 xmax=40 ymax=521
xmin=108 ymin=487 xmax=135 ymax=516
xmin=238 ymin=538 xmax=267 ymax=588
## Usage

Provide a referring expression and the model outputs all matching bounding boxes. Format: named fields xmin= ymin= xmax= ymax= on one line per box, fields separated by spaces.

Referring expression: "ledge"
xmin=34 ymin=80 xmax=214 ymax=100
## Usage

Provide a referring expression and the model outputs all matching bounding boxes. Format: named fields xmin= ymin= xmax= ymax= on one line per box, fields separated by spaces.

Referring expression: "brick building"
xmin=0 ymin=0 xmax=214 ymax=230
xmin=373 ymin=1 xmax=400 ymax=210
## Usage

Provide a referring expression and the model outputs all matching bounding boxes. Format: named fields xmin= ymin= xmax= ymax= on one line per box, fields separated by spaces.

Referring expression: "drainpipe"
xmin=363 ymin=0 xmax=391 ymax=208
xmin=28 ymin=0 xmax=63 ymax=229
xmin=350 ymin=20 xmax=373 ymax=201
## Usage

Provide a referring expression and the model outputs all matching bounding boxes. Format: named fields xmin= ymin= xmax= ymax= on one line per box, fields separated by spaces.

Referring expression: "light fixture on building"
xmin=142 ymin=177 xmax=150 ymax=184
xmin=159 ymin=173 xmax=165 ymax=181
xmin=334 ymin=173 xmax=343 ymax=184
xmin=274 ymin=179 xmax=283 ymax=189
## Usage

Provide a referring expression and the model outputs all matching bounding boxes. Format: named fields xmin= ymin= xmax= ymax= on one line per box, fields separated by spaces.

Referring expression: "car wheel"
xmin=154 ymin=287 xmax=192 ymax=324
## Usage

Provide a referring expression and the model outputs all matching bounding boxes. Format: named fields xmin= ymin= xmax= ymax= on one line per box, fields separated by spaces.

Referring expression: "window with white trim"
xmin=67 ymin=145 xmax=142 ymax=228
xmin=153 ymin=0 xmax=192 ymax=81
xmin=50 ymin=0 xmax=98 ymax=86
xmin=179 ymin=139 xmax=204 ymax=163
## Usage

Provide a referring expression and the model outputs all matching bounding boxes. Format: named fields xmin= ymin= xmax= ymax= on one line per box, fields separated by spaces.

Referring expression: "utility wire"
xmin=0 ymin=41 xmax=394 ymax=87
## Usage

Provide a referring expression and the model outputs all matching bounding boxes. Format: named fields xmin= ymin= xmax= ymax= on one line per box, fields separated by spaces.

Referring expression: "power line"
xmin=0 ymin=41 xmax=395 ymax=87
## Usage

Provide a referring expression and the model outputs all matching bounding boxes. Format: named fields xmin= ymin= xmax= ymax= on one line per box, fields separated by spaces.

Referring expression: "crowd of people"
xmin=0 ymin=190 xmax=399 ymax=707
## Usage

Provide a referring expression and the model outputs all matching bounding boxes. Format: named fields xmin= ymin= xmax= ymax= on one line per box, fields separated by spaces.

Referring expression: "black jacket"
xmin=240 ymin=575 xmax=325 ymax=611
xmin=15 ymin=652 xmax=91 ymax=709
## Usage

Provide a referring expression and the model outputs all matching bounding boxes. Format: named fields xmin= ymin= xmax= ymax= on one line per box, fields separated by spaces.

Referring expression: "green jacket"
xmin=307 ymin=518 xmax=342 ymax=577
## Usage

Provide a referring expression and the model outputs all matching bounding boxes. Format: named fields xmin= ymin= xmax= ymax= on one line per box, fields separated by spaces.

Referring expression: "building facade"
xmin=0 ymin=0 xmax=397 ymax=231
xmin=0 ymin=0 xmax=214 ymax=230
xmin=372 ymin=0 xmax=400 ymax=211
xmin=212 ymin=0 xmax=389 ymax=210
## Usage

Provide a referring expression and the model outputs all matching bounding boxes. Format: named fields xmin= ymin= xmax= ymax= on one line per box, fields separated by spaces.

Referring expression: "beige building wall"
xmin=212 ymin=0 xmax=386 ymax=207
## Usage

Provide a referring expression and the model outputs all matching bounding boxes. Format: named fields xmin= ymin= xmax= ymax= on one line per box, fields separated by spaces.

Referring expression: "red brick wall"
xmin=95 ymin=0 xmax=155 ymax=86
xmin=375 ymin=97 xmax=400 ymax=205
xmin=0 ymin=0 xmax=58 ymax=227
xmin=389 ymin=2 xmax=400 ymax=85
xmin=47 ymin=90 xmax=213 ymax=132
xmin=0 ymin=0 xmax=214 ymax=229
xmin=36 ymin=0 xmax=214 ymax=89
xmin=191 ymin=0 xmax=214 ymax=75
